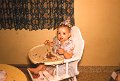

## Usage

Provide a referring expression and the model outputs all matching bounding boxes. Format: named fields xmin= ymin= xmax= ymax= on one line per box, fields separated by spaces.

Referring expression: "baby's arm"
xmin=57 ymin=48 xmax=73 ymax=59
xmin=64 ymin=50 xmax=73 ymax=59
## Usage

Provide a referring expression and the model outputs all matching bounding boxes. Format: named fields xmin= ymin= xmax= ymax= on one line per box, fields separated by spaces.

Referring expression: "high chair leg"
xmin=42 ymin=70 xmax=53 ymax=80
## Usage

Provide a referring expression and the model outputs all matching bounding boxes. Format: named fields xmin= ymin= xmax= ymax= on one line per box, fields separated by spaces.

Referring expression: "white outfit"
xmin=46 ymin=36 xmax=76 ymax=77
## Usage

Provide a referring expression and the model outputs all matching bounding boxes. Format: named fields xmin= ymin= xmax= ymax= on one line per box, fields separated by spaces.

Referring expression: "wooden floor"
xmin=17 ymin=66 xmax=120 ymax=81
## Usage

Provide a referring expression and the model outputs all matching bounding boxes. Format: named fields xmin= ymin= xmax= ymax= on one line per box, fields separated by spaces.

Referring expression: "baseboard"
xmin=78 ymin=66 xmax=120 ymax=73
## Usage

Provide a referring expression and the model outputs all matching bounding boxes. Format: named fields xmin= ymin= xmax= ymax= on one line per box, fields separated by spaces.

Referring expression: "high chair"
xmin=27 ymin=26 xmax=84 ymax=81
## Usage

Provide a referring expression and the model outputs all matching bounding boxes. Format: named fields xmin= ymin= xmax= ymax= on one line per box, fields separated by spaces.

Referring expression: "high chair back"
xmin=27 ymin=26 xmax=84 ymax=81
xmin=71 ymin=26 xmax=84 ymax=59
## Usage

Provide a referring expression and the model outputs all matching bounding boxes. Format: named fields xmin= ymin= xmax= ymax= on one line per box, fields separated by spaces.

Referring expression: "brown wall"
xmin=0 ymin=0 xmax=120 ymax=66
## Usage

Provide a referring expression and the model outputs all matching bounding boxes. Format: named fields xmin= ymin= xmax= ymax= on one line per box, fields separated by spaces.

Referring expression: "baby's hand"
xmin=57 ymin=48 xmax=65 ymax=54
xmin=44 ymin=40 xmax=54 ymax=47
xmin=44 ymin=40 xmax=50 ymax=45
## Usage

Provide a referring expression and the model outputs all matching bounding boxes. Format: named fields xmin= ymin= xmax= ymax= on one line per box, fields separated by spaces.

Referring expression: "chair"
xmin=27 ymin=26 xmax=84 ymax=81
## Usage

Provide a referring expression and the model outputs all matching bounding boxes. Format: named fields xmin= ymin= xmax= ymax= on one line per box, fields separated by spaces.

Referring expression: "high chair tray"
xmin=28 ymin=44 xmax=64 ymax=65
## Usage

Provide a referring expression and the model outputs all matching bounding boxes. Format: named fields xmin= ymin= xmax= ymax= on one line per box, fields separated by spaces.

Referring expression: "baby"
xmin=28 ymin=20 xmax=75 ymax=77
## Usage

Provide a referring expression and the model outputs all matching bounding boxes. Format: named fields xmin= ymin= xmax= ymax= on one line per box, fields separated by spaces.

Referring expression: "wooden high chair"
xmin=27 ymin=26 xmax=84 ymax=81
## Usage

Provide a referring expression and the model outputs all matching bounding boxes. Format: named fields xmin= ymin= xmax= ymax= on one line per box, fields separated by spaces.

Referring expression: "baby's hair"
xmin=58 ymin=24 xmax=71 ymax=32
xmin=58 ymin=19 xmax=72 ymax=32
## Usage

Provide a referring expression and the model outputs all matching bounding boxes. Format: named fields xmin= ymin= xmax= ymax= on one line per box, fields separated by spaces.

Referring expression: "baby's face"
xmin=57 ymin=27 xmax=71 ymax=43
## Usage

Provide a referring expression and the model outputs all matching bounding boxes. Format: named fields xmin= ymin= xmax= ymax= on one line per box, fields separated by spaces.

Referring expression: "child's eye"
xmin=63 ymin=33 xmax=66 ymax=35
xmin=58 ymin=32 xmax=60 ymax=34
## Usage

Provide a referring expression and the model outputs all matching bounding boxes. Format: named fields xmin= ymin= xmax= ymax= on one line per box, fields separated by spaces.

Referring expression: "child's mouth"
xmin=60 ymin=38 xmax=63 ymax=40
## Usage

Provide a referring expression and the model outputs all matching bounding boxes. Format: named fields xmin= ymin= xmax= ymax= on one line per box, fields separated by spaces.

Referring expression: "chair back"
xmin=71 ymin=26 xmax=84 ymax=59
